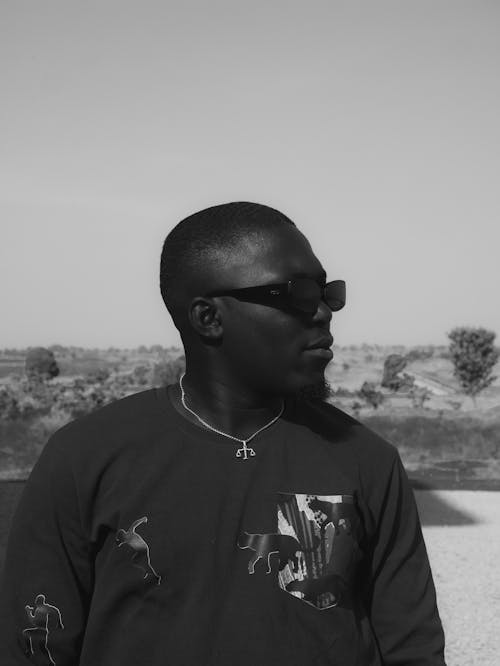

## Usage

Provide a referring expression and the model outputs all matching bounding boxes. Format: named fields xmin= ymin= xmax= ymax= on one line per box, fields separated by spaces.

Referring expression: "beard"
xmin=295 ymin=377 xmax=333 ymax=403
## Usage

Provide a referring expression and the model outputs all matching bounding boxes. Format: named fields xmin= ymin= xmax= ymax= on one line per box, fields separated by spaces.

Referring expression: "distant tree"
xmin=48 ymin=344 xmax=66 ymax=353
xmin=25 ymin=347 xmax=59 ymax=380
xmin=448 ymin=327 xmax=499 ymax=404
xmin=406 ymin=346 xmax=435 ymax=362
xmin=447 ymin=399 xmax=462 ymax=411
xmin=87 ymin=367 xmax=111 ymax=383
xmin=351 ymin=401 xmax=362 ymax=418
xmin=409 ymin=386 xmax=431 ymax=409
xmin=149 ymin=344 xmax=165 ymax=354
xmin=381 ymin=354 xmax=414 ymax=392
xmin=0 ymin=387 xmax=20 ymax=420
xmin=358 ymin=381 xmax=384 ymax=409
xmin=132 ymin=364 xmax=150 ymax=385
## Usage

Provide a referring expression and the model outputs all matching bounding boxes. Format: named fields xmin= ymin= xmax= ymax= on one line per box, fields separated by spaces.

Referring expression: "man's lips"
xmin=303 ymin=335 xmax=334 ymax=360
xmin=304 ymin=347 xmax=334 ymax=359
xmin=304 ymin=335 xmax=334 ymax=351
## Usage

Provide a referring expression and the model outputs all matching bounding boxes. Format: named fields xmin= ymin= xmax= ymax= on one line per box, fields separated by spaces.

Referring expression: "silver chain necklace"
xmin=179 ymin=373 xmax=285 ymax=460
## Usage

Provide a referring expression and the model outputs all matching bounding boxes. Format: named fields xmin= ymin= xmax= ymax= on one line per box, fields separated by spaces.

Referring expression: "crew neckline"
xmin=156 ymin=384 xmax=290 ymax=448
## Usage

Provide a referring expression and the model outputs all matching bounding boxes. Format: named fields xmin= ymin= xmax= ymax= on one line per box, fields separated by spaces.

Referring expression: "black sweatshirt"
xmin=0 ymin=387 xmax=445 ymax=665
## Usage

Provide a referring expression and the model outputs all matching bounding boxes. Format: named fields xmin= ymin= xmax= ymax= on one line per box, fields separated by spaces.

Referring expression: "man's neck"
xmin=169 ymin=378 xmax=285 ymax=441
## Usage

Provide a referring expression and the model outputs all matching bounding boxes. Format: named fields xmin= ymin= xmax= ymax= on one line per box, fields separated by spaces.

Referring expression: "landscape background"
xmin=2 ymin=2 xmax=500 ymax=662
xmin=1 ymin=342 xmax=499 ymax=485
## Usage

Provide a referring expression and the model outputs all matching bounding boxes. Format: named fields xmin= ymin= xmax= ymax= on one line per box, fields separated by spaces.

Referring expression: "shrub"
xmin=351 ymin=401 xmax=362 ymax=418
xmin=25 ymin=348 xmax=59 ymax=380
xmin=152 ymin=355 xmax=185 ymax=387
xmin=132 ymin=365 xmax=151 ymax=386
xmin=87 ymin=367 xmax=111 ymax=383
xmin=406 ymin=346 xmax=435 ymax=362
xmin=409 ymin=386 xmax=432 ymax=409
xmin=0 ymin=387 xmax=20 ymax=420
xmin=358 ymin=381 xmax=384 ymax=409
xmin=381 ymin=354 xmax=414 ymax=392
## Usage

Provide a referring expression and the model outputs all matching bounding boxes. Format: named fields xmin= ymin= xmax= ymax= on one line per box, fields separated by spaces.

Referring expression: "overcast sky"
xmin=1 ymin=1 xmax=499 ymax=349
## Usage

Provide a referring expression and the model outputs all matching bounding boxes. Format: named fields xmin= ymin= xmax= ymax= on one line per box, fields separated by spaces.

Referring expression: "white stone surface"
xmin=416 ymin=491 xmax=500 ymax=666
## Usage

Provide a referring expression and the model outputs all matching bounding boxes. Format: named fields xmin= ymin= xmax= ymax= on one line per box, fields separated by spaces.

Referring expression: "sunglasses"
xmin=206 ymin=278 xmax=346 ymax=314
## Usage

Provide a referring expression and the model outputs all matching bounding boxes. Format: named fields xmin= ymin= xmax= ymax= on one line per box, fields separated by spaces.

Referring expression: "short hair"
xmin=160 ymin=202 xmax=296 ymax=321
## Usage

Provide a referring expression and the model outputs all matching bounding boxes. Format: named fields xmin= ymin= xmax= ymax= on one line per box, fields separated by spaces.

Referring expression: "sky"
xmin=1 ymin=0 xmax=499 ymax=349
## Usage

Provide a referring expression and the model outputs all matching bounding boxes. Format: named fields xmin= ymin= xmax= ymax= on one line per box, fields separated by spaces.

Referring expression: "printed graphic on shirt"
xmin=239 ymin=494 xmax=361 ymax=610
xmin=115 ymin=516 xmax=162 ymax=586
xmin=277 ymin=493 xmax=361 ymax=610
xmin=237 ymin=532 xmax=318 ymax=575
xmin=22 ymin=593 xmax=64 ymax=665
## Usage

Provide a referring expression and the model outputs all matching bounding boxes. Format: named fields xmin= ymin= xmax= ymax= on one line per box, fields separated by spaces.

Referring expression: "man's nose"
xmin=312 ymin=298 xmax=333 ymax=325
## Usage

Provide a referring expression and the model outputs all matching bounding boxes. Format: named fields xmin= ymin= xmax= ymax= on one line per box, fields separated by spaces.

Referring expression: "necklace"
xmin=179 ymin=373 xmax=285 ymax=460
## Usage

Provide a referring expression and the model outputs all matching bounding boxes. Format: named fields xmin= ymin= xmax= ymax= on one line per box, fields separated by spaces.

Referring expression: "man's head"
xmin=160 ymin=202 xmax=339 ymax=401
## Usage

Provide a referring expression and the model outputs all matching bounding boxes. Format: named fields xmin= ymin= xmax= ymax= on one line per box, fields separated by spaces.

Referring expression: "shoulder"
xmin=292 ymin=399 xmax=410 ymax=524
xmin=290 ymin=397 xmax=399 ymax=468
xmin=47 ymin=388 xmax=170 ymax=457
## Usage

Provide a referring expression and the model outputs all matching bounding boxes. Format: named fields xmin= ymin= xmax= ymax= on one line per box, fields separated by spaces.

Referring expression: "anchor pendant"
xmin=236 ymin=441 xmax=256 ymax=460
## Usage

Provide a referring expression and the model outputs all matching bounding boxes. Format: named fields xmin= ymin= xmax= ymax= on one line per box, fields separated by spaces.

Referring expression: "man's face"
xmin=205 ymin=225 xmax=335 ymax=399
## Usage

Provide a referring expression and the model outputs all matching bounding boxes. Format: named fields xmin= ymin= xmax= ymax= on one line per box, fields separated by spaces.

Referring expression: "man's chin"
xmin=294 ymin=377 xmax=333 ymax=403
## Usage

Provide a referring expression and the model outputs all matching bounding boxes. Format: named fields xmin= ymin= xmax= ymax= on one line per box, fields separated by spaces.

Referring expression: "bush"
xmin=406 ymin=346 xmax=435 ymax=362
xmin=409 ymin=386 xmax=432 ymax=409
xmin=0 ymin=387 xmax=20 ymax=420
xmin=358 ymin=381 xmax=384 ymax=409
xmin=25 ymin=348 xmax=59 ymax=380
xmin=87 ymin=367 xmax=111 ymax=383
xmin=132 ymin=365 xmax=150 ymax=386
xmin=152 ymin=355 xmax=185 ymax=387
xmin=381 ymin=354 xmax=414 ymax=392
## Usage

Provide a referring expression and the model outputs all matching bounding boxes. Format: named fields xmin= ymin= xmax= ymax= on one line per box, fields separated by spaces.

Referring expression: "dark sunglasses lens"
xmin=325 ymin=280 xmax=346 ymax=311
xmin=289 ymin=278 xmax=346 ymax=313
xmin=289 ymin=279 xmax=321 ymax=313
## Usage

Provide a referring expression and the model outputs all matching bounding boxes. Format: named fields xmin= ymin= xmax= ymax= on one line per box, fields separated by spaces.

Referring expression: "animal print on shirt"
xmin=239 ymin=493 xmax=362 ymax=610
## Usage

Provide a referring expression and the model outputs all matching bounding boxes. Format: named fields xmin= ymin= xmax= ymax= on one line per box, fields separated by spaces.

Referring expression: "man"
xmin=0 ymin=202 xmax=446 ymax=665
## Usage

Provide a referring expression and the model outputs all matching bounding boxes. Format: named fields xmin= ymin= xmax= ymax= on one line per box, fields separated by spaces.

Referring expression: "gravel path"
xmin=416 ymin=491 xmax=500 ymax=666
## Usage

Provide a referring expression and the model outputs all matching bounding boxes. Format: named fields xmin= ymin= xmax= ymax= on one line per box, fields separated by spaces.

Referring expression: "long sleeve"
xmin=0 ymin=434 xmax=94 ymax=664
xmin=364 ymin=450 xmax=446 ymax=666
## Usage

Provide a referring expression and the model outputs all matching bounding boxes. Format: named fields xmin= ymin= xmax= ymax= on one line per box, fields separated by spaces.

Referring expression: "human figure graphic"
xmin=22 ymin=593 xmax=64 ymax=666
xmin=115 ymin=516 xmax=162 ymax=585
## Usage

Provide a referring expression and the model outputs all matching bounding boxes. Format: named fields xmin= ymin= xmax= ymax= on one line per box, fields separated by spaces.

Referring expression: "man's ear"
xmin=188 ymin=297 xmax=223 ymax=340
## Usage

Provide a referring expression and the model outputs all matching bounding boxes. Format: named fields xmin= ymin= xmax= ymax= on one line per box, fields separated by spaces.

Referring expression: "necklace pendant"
xmin=236 ymin=442 xmax=256 ymax=460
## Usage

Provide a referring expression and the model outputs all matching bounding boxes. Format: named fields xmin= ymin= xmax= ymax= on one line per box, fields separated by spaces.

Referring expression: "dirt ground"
xmin=415 ymin=490 xmax=500 ymax=666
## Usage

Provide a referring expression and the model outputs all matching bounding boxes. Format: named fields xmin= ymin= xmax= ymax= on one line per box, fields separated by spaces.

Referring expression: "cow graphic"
xmin=115 ymin=516 xmax=162 ymax=585
xmin=237 ymin=531 xmax=318 ymax=575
